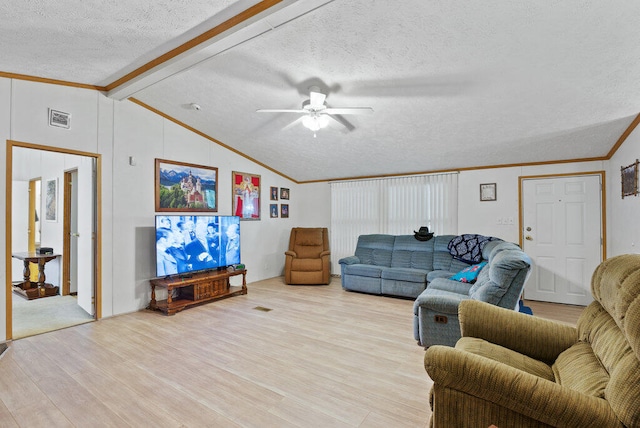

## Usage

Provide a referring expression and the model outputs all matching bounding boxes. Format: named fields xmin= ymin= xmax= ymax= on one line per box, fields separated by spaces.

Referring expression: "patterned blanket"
xmin=447 ymin=234 xmax=501 ymax=264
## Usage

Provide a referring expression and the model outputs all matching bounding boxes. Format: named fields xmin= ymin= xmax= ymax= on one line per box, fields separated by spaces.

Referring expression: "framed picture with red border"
xmin=232 ymin=171 xmax=261 ymax=220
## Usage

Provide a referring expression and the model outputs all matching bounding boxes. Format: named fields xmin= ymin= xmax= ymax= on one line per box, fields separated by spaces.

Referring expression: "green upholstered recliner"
xmin=425 ymin=254 xmax=640 ymax=427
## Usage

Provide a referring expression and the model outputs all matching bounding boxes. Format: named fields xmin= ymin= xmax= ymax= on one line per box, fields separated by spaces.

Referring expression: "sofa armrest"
xmin=320 ymin=250 xmax=331 ymax=257
xmin=458 ymin=300 xmax=577 ymax=363
xmin=338 ymin=255 xmax=360 ymax=265
xmin=427 ymin=277 xmax=473 ymax=295
xmin=425 ymin=346 xmax=619 ymax=427
xmin=414 ymin=290 xmax=468 ymax=315
xmin=285 ymin=250 xmax=297 ymax=258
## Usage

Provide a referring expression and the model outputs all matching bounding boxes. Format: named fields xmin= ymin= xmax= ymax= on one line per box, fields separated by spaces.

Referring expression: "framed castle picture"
xmin=155 ymin=159 xmax=218 ymax=212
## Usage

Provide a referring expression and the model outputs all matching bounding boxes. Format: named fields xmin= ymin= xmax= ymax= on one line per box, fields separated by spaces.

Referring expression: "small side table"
xmin=11 ymin=252 xmax=61 ymax=300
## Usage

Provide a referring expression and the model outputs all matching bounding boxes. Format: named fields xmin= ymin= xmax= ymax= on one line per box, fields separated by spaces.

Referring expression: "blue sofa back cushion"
xmin=390 ymin=235 xmax=435 ymax=270
xmin=432 ymin=235 xmax=470 ymax=272
xmin=469 ymin=248 xmax=532 ymax=304
xmin=354 ymin=234 xmax=395 ymax=266
xmin=450 ymin=261 xmax=487 ymax=283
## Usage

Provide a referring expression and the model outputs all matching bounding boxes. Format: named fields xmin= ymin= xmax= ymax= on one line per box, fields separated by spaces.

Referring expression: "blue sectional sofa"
xmin=338 ymin=233 xmax=532 ymax=348
xmin=413 ymin=241 xmax=531 ymax=348
xmin=338 ymin=234 xmax=489 ymax=298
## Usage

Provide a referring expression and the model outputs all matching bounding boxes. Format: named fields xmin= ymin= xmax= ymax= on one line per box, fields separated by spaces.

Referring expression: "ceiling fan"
xmin=256 ymin=86 xmax=373 ymax=136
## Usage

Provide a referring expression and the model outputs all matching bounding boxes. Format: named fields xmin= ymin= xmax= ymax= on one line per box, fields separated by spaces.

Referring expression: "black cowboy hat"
xmin=414 ymin=226 xmax=434 ymax=241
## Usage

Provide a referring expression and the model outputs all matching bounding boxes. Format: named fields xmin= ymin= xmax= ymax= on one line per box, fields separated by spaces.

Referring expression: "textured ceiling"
xmin=3 ymin=1 xmax=640 ymax=182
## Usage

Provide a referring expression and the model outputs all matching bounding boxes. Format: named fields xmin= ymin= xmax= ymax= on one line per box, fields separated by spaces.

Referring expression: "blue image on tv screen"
xmin=155 ymin=214 xmax=240 ymax=277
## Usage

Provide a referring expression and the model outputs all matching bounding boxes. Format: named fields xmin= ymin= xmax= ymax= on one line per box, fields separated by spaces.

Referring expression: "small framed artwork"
xmin=233 ymin=171 xmax=261 ymax=220
xmin=45 ymin=178 xmax=58 ymax=222
xmin=280 ymin=187 xmax=290 ymax=200
xmin=48 ymin=109 xmax=71 ymax=129
xmin=155 ymin=159 xmax=218 ymax=212
xmin=281 ymin=204 xmax=289 ymax=218
xmin=621 ymin=159 xmax=639 ymax=198
xmin=270 ymin=186 xmax=278 ymax=200
xmin=480 ymin=183 xmax=497 ymax=201
xmin=270 ymin=204 xmax=278 ymax=218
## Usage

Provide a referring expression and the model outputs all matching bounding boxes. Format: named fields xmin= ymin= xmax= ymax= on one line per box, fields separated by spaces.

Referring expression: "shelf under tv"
xmin=148 ymin=269 xmax=247 ymax=315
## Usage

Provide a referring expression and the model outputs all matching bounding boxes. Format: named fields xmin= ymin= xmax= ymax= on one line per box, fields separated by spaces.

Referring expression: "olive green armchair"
xmin=425 ymin=254 xmax=640 ymax=427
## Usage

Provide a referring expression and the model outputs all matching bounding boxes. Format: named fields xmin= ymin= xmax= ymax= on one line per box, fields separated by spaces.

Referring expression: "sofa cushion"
xmin=487 ymin=241 xmax=522 ymax=263
xmin=427 ymin=270 xmax=455 ymax=282
xmin=381 ymin=278 xmax=425 ymax=298
xmin=354 ymin=234 xmax=395 ymax=266
xmin=342 ymin=263 xmax=385 ymax=278
xmin=390 ymin=235 xmax=435 ymax=270
xmin=381 ymin=267 xmax=427 ymax=283
xmin=552 ymin=341 xmax=609 ymax=398
xmin=450 ymin=261 xmax=487 ymax=283
xmin=428 ymin=277 xmax=474 ymax=295
xmin=457 ymin=337 xmax=555 ymax=381
xmin=432 ymin=235 xmax=456 ymax=269
xmin=468 ymin=250 xmax=530 ymax=304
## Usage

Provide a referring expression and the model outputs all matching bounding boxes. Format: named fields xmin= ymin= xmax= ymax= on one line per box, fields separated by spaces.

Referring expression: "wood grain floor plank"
xmin=0 ymin=277 xmax=583 ymax=427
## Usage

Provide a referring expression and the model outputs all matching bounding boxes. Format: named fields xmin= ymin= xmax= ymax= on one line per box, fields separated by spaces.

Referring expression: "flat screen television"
xmin=155 ymin=214 xmax=240 ymax=278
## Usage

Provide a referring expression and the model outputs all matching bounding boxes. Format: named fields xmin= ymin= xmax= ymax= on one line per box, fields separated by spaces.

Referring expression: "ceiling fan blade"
xmin=326 ymin=113 xmax=356 ymax=132
xmin=324 ymin=107 xmax=373 ymax=115
xmin=309 ymin=90 xmax=327 ymax=108
xmin=282 ymin=116 xmax=305 ymax=131
xmin=256 ymin=109 xmax=306 ymax=113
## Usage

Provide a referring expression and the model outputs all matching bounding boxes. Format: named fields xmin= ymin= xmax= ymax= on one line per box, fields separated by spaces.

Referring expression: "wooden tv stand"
xmin=148 ymin=268 xmax=247 ymax=315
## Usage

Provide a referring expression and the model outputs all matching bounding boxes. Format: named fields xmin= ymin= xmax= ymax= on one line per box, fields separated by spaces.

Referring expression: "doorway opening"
xmin=6 ymin=141 xmax=102 ymax=340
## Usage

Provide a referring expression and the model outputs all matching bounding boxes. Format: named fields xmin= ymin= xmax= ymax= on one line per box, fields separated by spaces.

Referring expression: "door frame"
xmin=5 ymin=140 xmax=102 ymax=340
xmin=518 ymin=170 xmax=607 ymax=260
xmin=62 ymin=170 xmax=74 ymax=296
xmin=28 ymin=178 xmax=41 ymax=280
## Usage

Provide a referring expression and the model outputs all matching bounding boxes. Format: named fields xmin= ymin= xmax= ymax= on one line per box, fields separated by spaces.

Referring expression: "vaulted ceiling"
xmin=2 ymin=1 xmax=640 ymax=182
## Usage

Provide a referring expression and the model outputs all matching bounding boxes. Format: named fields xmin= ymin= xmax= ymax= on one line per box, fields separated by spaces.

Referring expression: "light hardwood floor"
xmin=0 ymin=277 xmax=583 ymax=427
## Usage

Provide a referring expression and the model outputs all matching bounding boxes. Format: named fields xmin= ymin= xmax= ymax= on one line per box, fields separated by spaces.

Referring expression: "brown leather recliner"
xmin=284 ymin=228 xmax=330 ymax=285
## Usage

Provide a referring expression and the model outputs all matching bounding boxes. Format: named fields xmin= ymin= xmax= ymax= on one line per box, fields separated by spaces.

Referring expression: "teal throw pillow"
xmin=450 ymin=261 xmax=487 ymax=283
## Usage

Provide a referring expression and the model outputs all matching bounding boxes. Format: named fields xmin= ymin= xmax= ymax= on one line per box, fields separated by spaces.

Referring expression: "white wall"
xmin=607 ymin=126 xmax=640 ymax=256
xmin=457 ymin=161 xmax=605 ymax=244
xmin=0 ymin=77 xmax=315 ymax=341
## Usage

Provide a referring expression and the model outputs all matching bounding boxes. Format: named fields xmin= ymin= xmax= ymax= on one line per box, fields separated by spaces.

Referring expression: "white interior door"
xmin=76 ymin=159 xmax=95 ymax=315
xmin=11 ymin=182 xmax=29 ymax=282
xmin=522 ymin=175 xmax=602 ymax=306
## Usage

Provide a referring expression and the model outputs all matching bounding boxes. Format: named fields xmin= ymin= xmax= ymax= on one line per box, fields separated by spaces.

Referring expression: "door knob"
xmin=71 ymin=232 xmax=80 ymax=237
xmin=525 ymin=235 xmax=533 ymax=241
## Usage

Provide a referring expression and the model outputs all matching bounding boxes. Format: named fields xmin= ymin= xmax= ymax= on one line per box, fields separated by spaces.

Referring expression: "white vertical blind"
xmin=330 ymin=172 xmax=458 ymax=274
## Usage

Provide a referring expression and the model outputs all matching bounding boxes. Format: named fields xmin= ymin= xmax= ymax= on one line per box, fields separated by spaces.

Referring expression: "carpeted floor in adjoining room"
xmin=12 ymin=294 xmax=94 ymax=339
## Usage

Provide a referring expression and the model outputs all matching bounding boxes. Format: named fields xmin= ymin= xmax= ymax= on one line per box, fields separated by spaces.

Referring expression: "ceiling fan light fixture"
xmin=317 ymin=114 xmax=330 ymax=128
xmin=302 ymin=114 xmax=329 ymax=132
xmin=302 ymin=115 xmax=318 ymax=131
